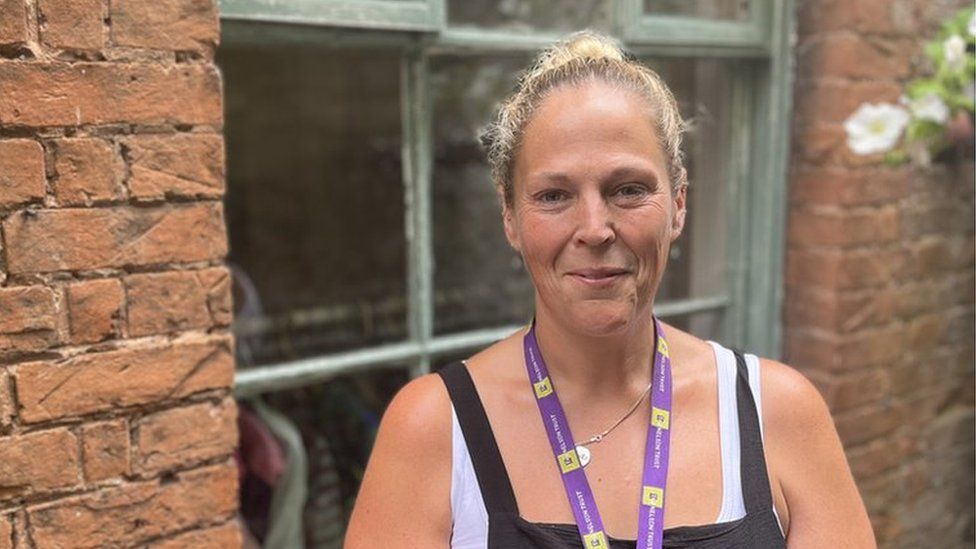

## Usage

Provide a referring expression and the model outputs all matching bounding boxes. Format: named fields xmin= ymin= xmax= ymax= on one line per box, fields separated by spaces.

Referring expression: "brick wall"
xmin=788 ymin=1 xmax=975 ymax=547
xmin=0 ymin=1 xmax=240 ymax=547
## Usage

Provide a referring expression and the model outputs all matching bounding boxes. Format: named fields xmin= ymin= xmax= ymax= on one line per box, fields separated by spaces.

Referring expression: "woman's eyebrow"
xmin=602 ymin=165 xmax=659 ymax=184
xmin=529 ymin=171 xmax=574 ymax=185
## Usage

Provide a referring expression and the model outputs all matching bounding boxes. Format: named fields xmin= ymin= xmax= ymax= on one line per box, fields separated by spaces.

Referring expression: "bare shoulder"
xmin=756 ymin=358 xmax=834 ymax=440
xmin=345 ymin=373 xmax=453 ymax=547
xmin=381 ymin=372 xmax=453 ymax=441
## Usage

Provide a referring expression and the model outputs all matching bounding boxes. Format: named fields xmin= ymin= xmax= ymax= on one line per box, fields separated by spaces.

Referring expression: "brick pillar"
xmin=788 ymin=1 xmax=975 ymax=547
xmin=0 ymin=1 xmax=240 ymax=547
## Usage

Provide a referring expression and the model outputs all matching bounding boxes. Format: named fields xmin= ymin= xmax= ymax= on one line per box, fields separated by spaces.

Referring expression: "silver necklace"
xmin=575 ymin=380 xmax=654 ymax=467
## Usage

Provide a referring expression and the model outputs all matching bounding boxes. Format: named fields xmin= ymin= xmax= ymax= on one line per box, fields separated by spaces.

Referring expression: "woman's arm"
xmin=761 ymin=359 xmax=878 ymax=549
xmin=345 ymin=374 xmax=453 ymax=548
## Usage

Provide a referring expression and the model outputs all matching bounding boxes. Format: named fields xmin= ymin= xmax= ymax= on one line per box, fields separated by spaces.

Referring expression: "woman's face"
xmin=503 ymin=80 xmax=686 ymax=336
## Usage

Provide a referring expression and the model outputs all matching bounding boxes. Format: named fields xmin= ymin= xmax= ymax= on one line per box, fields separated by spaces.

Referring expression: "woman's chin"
xmin=564 ymin=302 xmax=639 ymax=337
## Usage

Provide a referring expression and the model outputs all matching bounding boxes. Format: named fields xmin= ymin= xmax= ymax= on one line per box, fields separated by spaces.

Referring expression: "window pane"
xmin=665 ymin=309 xmax=724 ymax=340
xmin=644 ymin=0 xmax=750 ymax=21
xmin=645 ymin=57 xmax=733 ymax=311
xmin=448 ymin=0 xmax=614 ymax=33
xmin=431 ymin=55 xmax=734 ymax=339
xmin=239 ymin=367 xmax=410 ymax=546
xmin=431 ymin=54 xmax=535 ymax=335
xmin=220 ymin=44 xmax=407 ymax=367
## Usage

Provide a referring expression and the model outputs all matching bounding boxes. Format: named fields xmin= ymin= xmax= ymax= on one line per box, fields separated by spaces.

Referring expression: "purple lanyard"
xmin=523 ymin=318 xmax=673 ymax=549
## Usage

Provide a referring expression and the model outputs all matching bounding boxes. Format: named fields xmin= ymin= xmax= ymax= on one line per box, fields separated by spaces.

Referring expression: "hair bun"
xmin=537 ymin=30 xmax=626 ymax=72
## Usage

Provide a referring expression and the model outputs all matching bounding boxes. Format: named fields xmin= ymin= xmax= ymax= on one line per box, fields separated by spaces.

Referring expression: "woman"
xmin=346 ymin=32 xmax=876 ymax=548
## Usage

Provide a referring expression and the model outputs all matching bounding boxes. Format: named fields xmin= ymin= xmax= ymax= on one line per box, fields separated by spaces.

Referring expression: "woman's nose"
xmin=574 ymin=195 xmax=615 ymax=247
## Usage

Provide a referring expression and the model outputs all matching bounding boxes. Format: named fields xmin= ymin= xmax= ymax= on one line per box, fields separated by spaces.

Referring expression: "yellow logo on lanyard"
xmin=642 ymin=486 xmax=665 ymax=508
xmin=657 ymin=337 xmax=669 ymax=358
xmin=651 ymin=407 xmax=670 ymax=430
xmin=582 ymin=531 xmax=609 ymax=548
xmin=557 ymin=449 xmax=581 ymax=473
xmin=533 ymin=377 xmax=553 ymax=398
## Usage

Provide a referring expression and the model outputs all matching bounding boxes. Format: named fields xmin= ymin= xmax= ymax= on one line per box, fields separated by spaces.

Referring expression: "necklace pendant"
xmin=576 ymin=445 xmax=591 ymax=467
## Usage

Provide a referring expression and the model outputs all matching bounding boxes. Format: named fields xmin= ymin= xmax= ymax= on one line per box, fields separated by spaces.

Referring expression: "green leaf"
xmin=884 ymin=150 xmax=909 ymax=166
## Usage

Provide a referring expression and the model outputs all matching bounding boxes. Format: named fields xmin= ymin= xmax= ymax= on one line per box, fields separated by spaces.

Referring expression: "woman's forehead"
xmin=515 ymin=81 xmax=667 ymax=180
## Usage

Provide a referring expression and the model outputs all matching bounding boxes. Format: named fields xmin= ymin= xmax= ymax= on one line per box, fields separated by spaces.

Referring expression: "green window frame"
xmin=219 ymin=0 xmax=445 ymax=32
xmin=222 ymin=0 xmax=796 ymax=397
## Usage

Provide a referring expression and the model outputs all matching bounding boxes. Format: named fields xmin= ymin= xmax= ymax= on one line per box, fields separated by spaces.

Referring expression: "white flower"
xmin=944 ymin=35 xmax=967 ymax=72
xmin=844 ymin=103 xmax=910 ymax=155
xmin=901 ymin=92 xmax=950 ymax=123
xmin=969 ymin=11 xmax=976 ymax=37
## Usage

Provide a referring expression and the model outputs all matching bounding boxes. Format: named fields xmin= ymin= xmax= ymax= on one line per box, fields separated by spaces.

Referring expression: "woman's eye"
xmin=537 ymin=190 xmax=567 ymax=203
xmin=616 ymin=184 xmax=648 ymax=198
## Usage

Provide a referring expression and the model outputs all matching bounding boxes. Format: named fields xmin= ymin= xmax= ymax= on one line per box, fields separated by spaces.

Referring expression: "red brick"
xmin=787 ymin=248 xmax=907 ymax=291
xmin=81 ymin=419 xmax=130 ymax=483
xmin=66 ymin=278 xmax=124 ymax=344
xmin=0 ymin=370 xmax=13 ymax=430
xmin=134 ymin=399 xmax=236 ymax=475
xmin=0 ymin=286 xmax=58 ymax=353
xmin=797 ymin=34 xmax=912 ymax=81
xmin=943 ymin=306 xmax=975 ymax=348
xmin=13 ymin=335 xmax=233 ymax=423
xmin=126 ymin=267 xmax=231 ymax=336
xmin=0 ymin=0 xmax=28 ymax=45
xmin=0 ymin=428 xmax=81 ymax=501
xmin=788 ymin=206 xmax=899 ymax=248
xmin=789 ymin=166 xmax=910 ymax=207
xmin=792 ymin=123 xmax=883 ymax=168
xmin=5 ymin=511 xmax=26 ymax=549
xmin=149 ymin=521 xmax=241 ymax=549
xmin=835 ymin=403 xmax=902 ymax=446
xmin=38 ymin=0 xmax=105 ymax=50
xmin=2 ymin=203 xmax=228 ymax=274
xmin=820 ymin=367 xmax=890 ymax=413
xmin=797 ymin=0 xmax=913 ymax=36
xmin=889 ymin=361 xmax=940 ymax=398
xmin=786 ymin=324 xmax=905 ymax=373
xmin=29 ymin=462 xmax=237 ymax=549
xmin=0 ymin=62 xmax=222 ymax=127
xmin=847 ymin=435 xmax=914 ymax=480
xmin=0 ymin=516 xmax=8 ymax=549
xmin=786 ymin=287 xmax=895 ymax=333
xmin=794 ymin=80 xmax=902 ymax=127
xmin=899 ymin=199 xmax=974 ymax=240
xmin=907 ymin=235 xmax=975 ymax=277
xmin=52 ymin=138 xmax=124 ymax=206
xmin=0 ymin=139 xmax=46 ymax=209
xmin=906 ymin=313 xmax=948 ymax=351
xmin=111 ymin=0 xmax=219 ymax=52
xmin=122 ymin=133 xmax=224 ymax=201
xmin=895 ymin=278 xmax=961 ymax=320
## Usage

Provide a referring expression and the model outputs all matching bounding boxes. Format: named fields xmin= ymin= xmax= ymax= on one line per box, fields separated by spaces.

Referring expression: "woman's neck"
xmin=532 ymin=303 xmax=657 ymax=398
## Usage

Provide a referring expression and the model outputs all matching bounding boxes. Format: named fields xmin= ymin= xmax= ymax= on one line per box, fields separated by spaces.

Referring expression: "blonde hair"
xmin=481 ymin=31 xmax=688 ymax=206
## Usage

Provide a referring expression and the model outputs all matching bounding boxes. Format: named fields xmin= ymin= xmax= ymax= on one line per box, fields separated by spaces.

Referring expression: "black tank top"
xmin=437 ymin=350 xmax=787 ymax=548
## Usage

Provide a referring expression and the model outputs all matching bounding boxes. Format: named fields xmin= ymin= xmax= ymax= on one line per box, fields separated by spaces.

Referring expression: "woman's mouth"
xmin=566 ymin=267 xmax=630 ymax=287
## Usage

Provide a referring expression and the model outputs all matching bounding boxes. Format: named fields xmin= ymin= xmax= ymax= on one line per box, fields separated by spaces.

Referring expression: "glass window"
xmin=430 ymin=54 xmax=535 ymax=335
xmin=644 ymin=0 xmax=750 ymax=21
xmin=220 ymin=43 xmax=408 ymax=366
xmin=221 ymin=3 xmax=794 ymax=539
xmin=447 ymin=0 xmax=614 ymax=33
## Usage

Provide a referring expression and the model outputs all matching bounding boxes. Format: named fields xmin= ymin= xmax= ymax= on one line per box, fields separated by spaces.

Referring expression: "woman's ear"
xmin=498 ymin=185 xmax=522 ymax=253
xmin=670 ymin=183 xmax=687 ymax=241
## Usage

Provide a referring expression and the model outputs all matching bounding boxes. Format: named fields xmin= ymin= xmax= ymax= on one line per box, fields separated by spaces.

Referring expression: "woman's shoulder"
xmin=382 ymin=371 xmax=453 ymax=444
xmin=755 ymin=357 xmax=832 ymax=435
